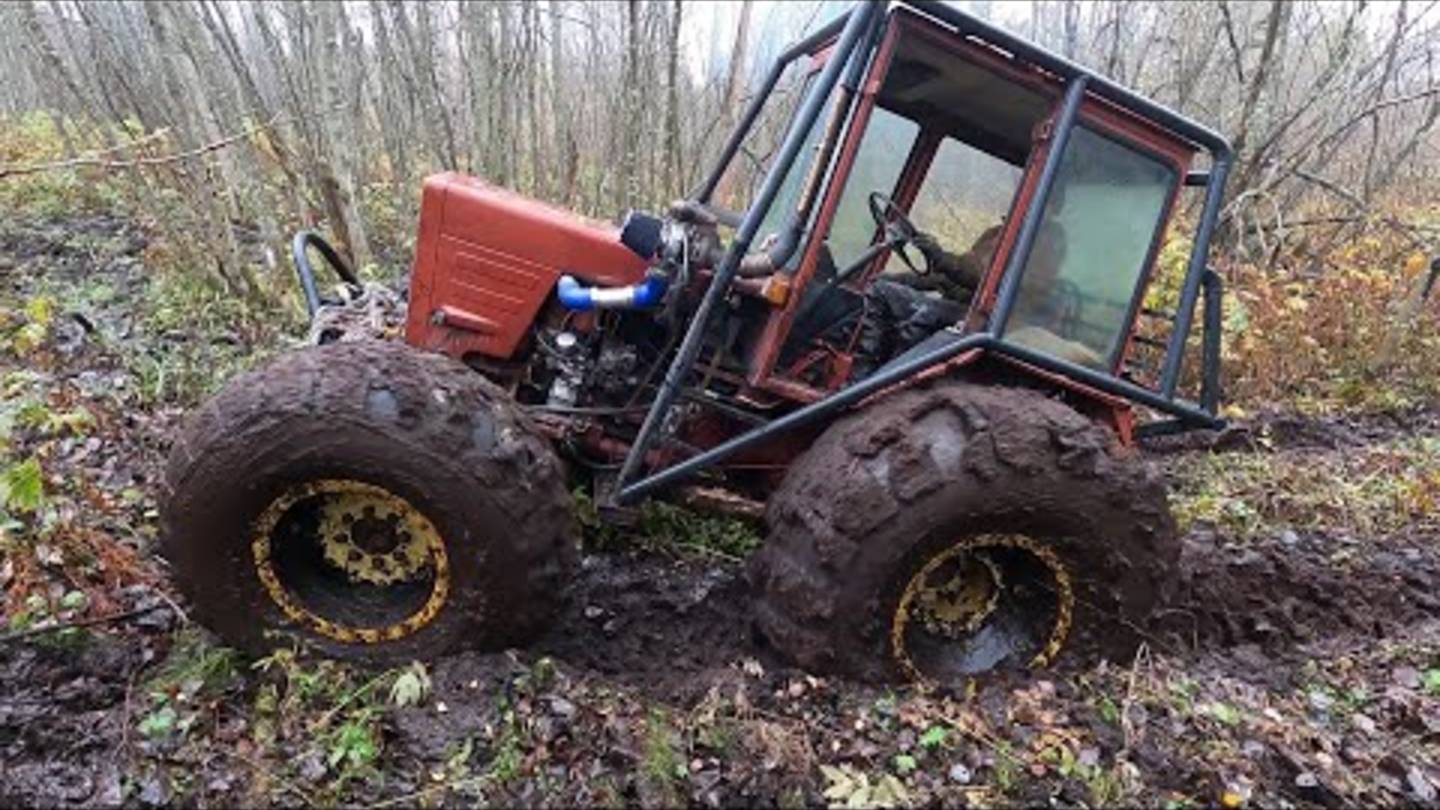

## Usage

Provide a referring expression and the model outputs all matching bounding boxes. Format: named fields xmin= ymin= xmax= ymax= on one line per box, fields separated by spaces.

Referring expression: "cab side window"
xmin=1004 ymin=125 xmax=1176 ymax=367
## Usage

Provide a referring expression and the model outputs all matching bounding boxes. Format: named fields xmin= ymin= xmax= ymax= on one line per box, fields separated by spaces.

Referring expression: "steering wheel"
xmin=867 ymin=192 xmax=928 ymax=275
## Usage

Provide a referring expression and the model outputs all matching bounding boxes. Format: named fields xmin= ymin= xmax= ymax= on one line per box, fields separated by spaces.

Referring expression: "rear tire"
xmin=749 ymin=382 xmax=1177 ymax=683
xmin=160 ymin=340 xmax=576 ymax=663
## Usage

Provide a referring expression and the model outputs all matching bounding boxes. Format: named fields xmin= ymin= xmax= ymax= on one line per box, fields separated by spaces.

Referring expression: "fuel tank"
xmin=404 ymin=172 xmax=648 ymax=360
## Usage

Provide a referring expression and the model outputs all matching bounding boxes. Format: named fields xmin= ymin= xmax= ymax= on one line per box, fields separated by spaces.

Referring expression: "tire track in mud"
xmin=1156 ymin=528 xmax=1440 ymax=660
xmin=531 ymin=524 xmax=1440 ymax=699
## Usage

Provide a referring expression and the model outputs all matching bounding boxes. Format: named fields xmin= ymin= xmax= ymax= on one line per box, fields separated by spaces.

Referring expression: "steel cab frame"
xmin=614 ymin=0 xmax=1231 ymax=503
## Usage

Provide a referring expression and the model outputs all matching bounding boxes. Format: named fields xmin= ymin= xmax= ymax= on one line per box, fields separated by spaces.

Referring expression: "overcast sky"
xmin=678 ymin=1 xmax=1034 ymax=83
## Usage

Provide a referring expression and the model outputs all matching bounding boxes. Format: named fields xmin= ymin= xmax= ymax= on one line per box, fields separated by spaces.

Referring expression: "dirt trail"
xmin=2 ymin=214 xmax=1438 ymax=807
xmin=4 ymin=535 xmax=1436 ymax=806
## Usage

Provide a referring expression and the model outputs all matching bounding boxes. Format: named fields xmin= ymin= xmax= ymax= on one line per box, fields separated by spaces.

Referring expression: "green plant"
xmin=640 ymin=707 xmax=685 ymax=805
xmin=1204 ymin=701 xmax=1241 ymax=727
xmin=328 ymin=713 xmax=381 ymax=771
xmin=576 ymin=486 xmax=761 ymax=561
xmin=3 ymin=590 xmax=90 ymax=649
xmin=1424 ymin=669 xmax=1440 ymax=696
xmin=7 ymin=398 xmax=95 ymax=439
xmin=132 ymin=630 xmax=243 ymax=743
xmin=9 ymin=296 xmax=54 ymax=356
xmin=918 ymin=725 xmax=946 ymax=751
xmin=485 ymin=702 xmax=525 ymax=787
xmin=124 ymin=266 xmax=293 ymax=407
xmin=388 ymin=661 xmax=431 ymax=708
xmin=0 ymin=114 xmax=125 ymax=217
xmin=138 ymin=704 xmax=179 ymax=739
xmin=892 ymin=754 xmax=917 ymax=775
xmin=1 ymin=457 xmax=45 ymax=515
xmin=247 ymin=646 xmax=407 ymax=798
xmin=1097 ymin=695 xmax=1121 ymax=725
xmin=150 ymin=629 xmax=242 ymax=699
xmin=1166 ymin=678 xmax=1198 ymax=715
xmin=990 ymin=740 xmax=1018 ymax=793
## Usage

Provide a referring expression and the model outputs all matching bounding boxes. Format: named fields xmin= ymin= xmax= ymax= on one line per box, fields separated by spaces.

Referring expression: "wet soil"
xmin=5 ymin=530 xmax=1436 ymax=805
xmin=0 ymin=636 xmax=150 ymax=807
xmin=1141 ymin=403 xmax=1440 ymax=455
xmin=2 ymin=213 xmax=1438 ymax=807
xmin=1164 ymin=528 xmax=1440 ymax=658
xmin=535 ymin=554 xmax=765 ymax=700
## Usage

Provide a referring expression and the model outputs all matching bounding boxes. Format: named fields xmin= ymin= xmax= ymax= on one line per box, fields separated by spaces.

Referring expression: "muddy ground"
xmin=1 ymin=214 xmax=1438 ymax=808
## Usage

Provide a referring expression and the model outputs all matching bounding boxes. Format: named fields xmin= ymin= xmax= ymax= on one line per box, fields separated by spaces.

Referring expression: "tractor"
xmin=161 ymin=0 xmax=1231 ymax=684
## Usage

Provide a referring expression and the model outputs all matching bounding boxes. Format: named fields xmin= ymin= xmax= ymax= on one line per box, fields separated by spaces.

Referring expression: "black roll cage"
xmin=613 ymin=0 xmax=1232 ymax=504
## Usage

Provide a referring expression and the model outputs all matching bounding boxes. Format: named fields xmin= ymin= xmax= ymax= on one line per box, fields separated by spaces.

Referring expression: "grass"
xmin=245 ymin=647 xmax=426 ymax=800
xmin=1169 ymin=436 xmax=1440 ymax=540
xmin=576 ymin=487 xmax=761 ymax=562
xmin=125 ymin=266 xmax=299 ymax=407
xmin=0 ymin=112 xmax=127 ymax=218
xmin=137 ymin=630 xmax=244 ymax=745
xmin=639 ymin=707 xmax=686 ymax=806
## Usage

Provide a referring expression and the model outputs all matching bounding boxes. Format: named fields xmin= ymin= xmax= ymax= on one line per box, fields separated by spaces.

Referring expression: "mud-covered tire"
xmin=749 ymin=382 xmax=1177 ymax=682
xmin=160 ymin=339 xmax=575 ymax=662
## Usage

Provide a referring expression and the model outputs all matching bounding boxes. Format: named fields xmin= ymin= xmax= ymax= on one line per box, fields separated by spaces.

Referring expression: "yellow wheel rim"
xmin=251 ymin=479 xmax=451 ymax=645
xmin=891 ymin=534 xmax=1073 ymax=684
xmin=317 ymin=490 xmax=435 ymax=586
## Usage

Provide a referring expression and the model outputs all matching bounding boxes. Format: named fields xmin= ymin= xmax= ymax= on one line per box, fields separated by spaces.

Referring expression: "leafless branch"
xmin=0 ymin=112 xmax=281 ymax=179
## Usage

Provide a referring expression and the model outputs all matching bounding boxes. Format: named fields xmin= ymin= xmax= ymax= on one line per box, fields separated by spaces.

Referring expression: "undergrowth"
xmin=1148 ymin=203 xmax=1440 ymax=417
xmin=1170 ymin=436 xmax=1440 ymax=540
xmin=128 ymin=268 xmax=298 ymax=407
xmin=575 ymin=486 xmax=761 ymax=561
xmin=0 ymin=113 xmax=126 ymax=217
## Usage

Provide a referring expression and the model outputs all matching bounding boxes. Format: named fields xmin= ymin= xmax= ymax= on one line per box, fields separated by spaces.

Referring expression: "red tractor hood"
xmin=405 ymin=173 xmax=649 ymax=360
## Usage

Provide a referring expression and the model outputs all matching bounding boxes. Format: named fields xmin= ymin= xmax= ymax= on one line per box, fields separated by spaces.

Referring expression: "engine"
xmin=520 ymin=205 xmax=717 ymax=415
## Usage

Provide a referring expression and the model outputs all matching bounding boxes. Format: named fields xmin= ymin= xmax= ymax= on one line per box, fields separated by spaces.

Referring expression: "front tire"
xmin=749 ymin=382 xmax=1177 ymax=683
xmin=160 ymin=340 xmax=575 ymax=662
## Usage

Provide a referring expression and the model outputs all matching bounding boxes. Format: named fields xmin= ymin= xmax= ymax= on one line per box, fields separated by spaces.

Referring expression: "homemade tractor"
xmin=162 ymin=1 xmax=1231 ymax=684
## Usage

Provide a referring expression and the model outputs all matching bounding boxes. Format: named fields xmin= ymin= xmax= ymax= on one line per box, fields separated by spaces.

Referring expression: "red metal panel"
xmin=404 ymin=173 xmax=647 ymax=360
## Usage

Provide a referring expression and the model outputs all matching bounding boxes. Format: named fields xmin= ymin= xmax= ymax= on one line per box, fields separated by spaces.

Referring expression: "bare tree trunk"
xmin=618 ymin=0 xmax=642 ymax=212
xmin=714 ymin=0 xmax=753 ymax=207
xmin=19 ymin=2 xmax=90 ymax=156
xmin=549 ymin=0 xmax=578 ymax=205
xmin=721 ymin=0 xmax=753 ymax=135
xmin=1229 ymin=0 xmax=1289 ymax=195
xmin=663 ymin=0 xmax=683 ymax=199
xmin=143 ymin=1 xmax=253 ymax=296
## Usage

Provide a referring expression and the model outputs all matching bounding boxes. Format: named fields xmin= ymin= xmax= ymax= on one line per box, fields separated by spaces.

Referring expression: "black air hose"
xmin=291 ymin=230 xmax=361 ymax=318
